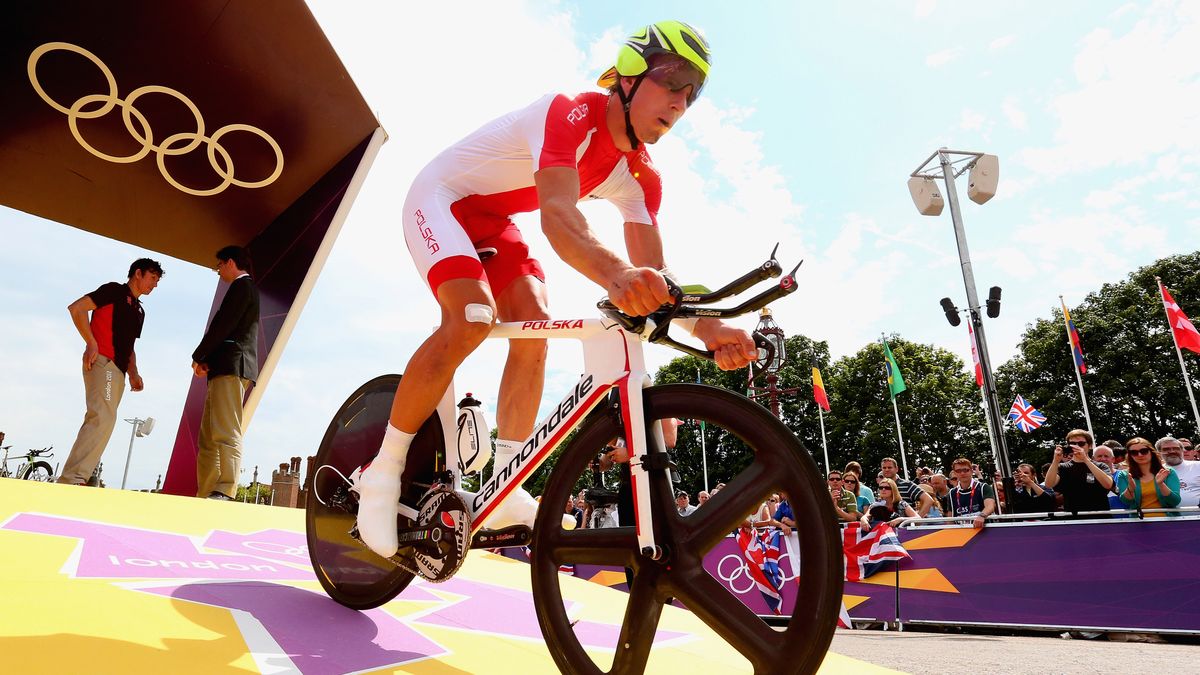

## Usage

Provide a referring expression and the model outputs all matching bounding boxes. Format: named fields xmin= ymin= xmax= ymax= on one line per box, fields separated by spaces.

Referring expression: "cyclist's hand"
xmin=129 ymin=373 xmax=144 ymax=392
xmin=608 ymin=267 xmax=671 ymax=316
xmin=695 ymin=320 xmax=757 ymax=371
xmin=82 ymin=342 xmax=99 ymax=371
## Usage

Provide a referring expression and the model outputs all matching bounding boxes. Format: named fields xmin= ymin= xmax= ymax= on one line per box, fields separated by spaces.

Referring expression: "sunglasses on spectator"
xmin=1128 ymin=447 xmax=1152 ymax=456
xmin=879 ymin=486 xmax=892 ymax=491
xmin=953 ymin=467 xmax=971 ymax=473
xmin=828 ymin=476 xmax=842 ymax=482
xmin=1067 ymin=440 xmax=1089 ymax=447
xmin=844 ymin=478 xmax=858 ymax=485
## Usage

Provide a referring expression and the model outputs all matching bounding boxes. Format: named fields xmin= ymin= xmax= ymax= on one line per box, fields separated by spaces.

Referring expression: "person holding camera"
xmin=828 ymin=470 xmax=859 ymax=523
xmin=861 ymin=478 xmax=917 ymax=529
xmin=1010 ymin=463 xmax=1056 ymax=514
xmin=1045 ymin=429 xmax=1114 ymax=515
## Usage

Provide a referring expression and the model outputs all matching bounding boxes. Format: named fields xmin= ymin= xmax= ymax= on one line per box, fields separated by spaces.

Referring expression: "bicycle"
xmin=0 ymin=446 xmax=55 ymax=481
xmin=306 ymin=248 xmax=841 ymax=675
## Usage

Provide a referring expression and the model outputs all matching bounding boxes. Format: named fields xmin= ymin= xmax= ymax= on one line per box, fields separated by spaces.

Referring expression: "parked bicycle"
xmin=0 ymin=446 xmax=55 ymax=481
xmin=306 ymin=249 xmax=841 ymax=674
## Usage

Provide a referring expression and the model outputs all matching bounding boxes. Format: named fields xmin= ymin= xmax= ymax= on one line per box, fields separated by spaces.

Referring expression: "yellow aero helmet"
xmin=597 ymin=20 xmax=711 ymax=93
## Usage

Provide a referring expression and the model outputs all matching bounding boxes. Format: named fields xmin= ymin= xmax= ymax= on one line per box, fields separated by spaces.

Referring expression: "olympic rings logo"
xmin=27 ymin=41 xmax=284 ymax=197
xmin=715 ymin=550 xmax=799 ymax=595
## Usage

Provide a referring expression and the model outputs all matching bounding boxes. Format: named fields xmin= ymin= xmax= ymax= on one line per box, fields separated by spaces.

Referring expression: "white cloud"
xmin=1084 ymin=190 xmax=1125 ymax=209
xmin=989 ymin=35 xmax=1015 ymax=51
xmin=1018 ymin=3 xmax=1200 ymax=178
xmin=925 ymin=47 xmax=964 ymax=67
xmin=1002 ymin=97 xmax=1027 ymax=130
xmin=915 ymin=0 xmax=937 ymax=18
xmin=960 ymin=108 xmax=986 ymax=131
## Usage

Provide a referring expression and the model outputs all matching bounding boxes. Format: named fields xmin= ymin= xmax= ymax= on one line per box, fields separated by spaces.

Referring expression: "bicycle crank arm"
xmin=471 ymin=524 xmax=532 ymax=550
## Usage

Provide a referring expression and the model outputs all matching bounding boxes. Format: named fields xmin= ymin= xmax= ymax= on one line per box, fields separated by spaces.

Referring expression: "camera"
xmin=584 ymin=485 xmax=618 ymax=506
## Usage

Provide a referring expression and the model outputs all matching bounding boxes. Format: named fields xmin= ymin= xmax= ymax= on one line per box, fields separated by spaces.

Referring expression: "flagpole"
xmin=1059 ymin=296 xmax=1094 ymax=438
xmin=881 ymin=336 xmax=910 ymax=480
xmin=891 ymin=396 xmax=909 ymax=480
xmin=1157 ymin=278 xmax=1200 ymax=435
xmin=697 ymin=366 xmax=710 ymax=492
xmin=818 ymin=406 xmax=830 ymax=475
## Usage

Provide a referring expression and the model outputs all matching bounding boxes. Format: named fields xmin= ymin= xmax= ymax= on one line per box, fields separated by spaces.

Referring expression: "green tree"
xmin=824 ymin=337 xmax=989 ymax=475
xmin=995 ymin=250 xmax=1200 ymax=465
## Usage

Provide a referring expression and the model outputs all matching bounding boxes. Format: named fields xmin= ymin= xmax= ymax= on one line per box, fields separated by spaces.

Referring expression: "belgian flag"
xmin=812 ymin=366 xmax=831 ymax=412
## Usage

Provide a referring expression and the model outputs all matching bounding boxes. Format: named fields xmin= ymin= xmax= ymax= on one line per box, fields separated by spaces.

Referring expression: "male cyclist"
xmin=358 ymin=21 xmax=757 ymax=558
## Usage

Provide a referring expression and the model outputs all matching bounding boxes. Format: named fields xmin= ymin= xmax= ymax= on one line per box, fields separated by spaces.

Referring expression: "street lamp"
xmin=909 ymin=148 xmax=1015 ymax=508
xmin=120 ymin=416 xmax=155 ymax=489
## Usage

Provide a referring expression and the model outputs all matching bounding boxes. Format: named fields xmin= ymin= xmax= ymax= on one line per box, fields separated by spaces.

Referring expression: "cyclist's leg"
xmin=478 ymin=225 xmax=563 ymax=528
xmin=357 ymin=184 xmax=496 ymax=558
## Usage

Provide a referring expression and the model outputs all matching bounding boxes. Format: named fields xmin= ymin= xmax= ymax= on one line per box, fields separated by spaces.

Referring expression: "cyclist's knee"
xmin=439 ymin=303 xmax=496 ymax=348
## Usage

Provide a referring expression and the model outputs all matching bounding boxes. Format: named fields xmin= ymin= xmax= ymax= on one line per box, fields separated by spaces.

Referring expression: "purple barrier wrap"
xmin=508 ymin=517 xmax=1200 ymax=632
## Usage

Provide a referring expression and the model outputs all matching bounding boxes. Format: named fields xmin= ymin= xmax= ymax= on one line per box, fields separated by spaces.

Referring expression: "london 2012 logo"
xmin=27 ymin=41 xmax=284 ymax=197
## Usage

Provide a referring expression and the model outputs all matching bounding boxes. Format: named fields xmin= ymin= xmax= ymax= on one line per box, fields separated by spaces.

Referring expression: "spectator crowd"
xmin=565 ymin=429 xmax=1199 ymax=534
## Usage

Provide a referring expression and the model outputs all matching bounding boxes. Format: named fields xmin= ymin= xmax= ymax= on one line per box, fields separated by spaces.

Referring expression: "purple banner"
xmin=519 ymin=517 xmax=1200 ymax=632
xmin=842 ymin=517 xmax=1200 ymax=631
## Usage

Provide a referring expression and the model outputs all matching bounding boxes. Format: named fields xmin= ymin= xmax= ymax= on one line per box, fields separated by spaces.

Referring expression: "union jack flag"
xmin=843 ymin=522 xmax=909 ymax=582
xmin=1007 ymin=394 xmax=1047 ymax=433
xmin=736 ymin=527 xmax=785 ymax=615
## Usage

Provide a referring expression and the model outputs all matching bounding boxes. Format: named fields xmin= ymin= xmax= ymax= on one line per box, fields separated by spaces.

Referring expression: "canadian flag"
xmin=968 ymin=322 xmax=983 ymax=387
xmin=1161 ymin=282 xmax=1200 ymax=354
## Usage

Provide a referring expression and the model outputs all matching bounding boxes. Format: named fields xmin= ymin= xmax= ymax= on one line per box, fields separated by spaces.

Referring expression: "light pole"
xmin=909 ymin=148 xmax=1015 ymax=508
xmin=120 ymin=416 xmax=154 ymax=489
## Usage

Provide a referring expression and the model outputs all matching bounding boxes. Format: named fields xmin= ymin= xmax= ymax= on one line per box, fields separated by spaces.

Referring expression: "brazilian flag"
xmin=882 ymin=340 xmax=907 ymax=400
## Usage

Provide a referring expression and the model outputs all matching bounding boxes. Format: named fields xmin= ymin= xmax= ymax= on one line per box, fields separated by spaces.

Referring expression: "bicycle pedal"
xmin=471 ymin=524 xmax=532 ymax=550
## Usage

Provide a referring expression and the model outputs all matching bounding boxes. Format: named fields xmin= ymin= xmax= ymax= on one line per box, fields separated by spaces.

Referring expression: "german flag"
xmin=812 ymin=366 xmax=831 ymax=412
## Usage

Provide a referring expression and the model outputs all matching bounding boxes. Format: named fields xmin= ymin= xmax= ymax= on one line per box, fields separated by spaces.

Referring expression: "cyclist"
xmin=357 ymin=20 xmax=758 ymax=558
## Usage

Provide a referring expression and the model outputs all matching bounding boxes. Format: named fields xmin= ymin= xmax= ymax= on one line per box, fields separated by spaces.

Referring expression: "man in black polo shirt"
xmin=58 ymin=258 xmax=163 ymax=485
xmin=1044 ymin=429 xmax=1114 ymax=514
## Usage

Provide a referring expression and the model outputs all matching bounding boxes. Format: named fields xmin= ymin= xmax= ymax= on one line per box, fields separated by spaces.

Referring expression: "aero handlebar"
xmin=597 ymin=245 xmax=803 ymax=363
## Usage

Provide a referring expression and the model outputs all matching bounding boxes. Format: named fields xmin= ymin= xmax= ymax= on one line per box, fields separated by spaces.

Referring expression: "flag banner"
xmin=735 ymin=527 xmax=785 ymax=615
xmin=1008 ymin=394 xmax=1047 ymax=433
xmin=968 ymin=322 xmax=983 ymax=387
xmin=882 ymin=340 xmax=907 ymax=399
xmin=1161 ymin=283 xmax=1200 ymax=354
xmin=1061 ymin=299 xmax=1087 ymax=374
xmin=812 ymin=366 xmax=831 ymax=412
xmin=842 ymin=521 xmax=910 ymax=582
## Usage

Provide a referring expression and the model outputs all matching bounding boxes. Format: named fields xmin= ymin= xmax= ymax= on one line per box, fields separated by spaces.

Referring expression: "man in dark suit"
xmin=191 ymin=245 xmax=260 ymax=500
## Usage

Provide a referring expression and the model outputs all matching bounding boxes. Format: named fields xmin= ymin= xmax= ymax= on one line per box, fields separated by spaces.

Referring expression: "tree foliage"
xmin=653 ymin=334 xmax=989 ymax=494
xmin=823 ymin=337 xmax=989 ymax=475
xmin=995 ymin=251 xmax=1200 ymax=466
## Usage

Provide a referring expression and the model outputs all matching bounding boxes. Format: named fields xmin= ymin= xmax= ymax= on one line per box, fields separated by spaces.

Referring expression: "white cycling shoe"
xmin=354 ymin=459 xmax=404 ymax=558
xmin=485 ymin=485 xmax=577 ymax=531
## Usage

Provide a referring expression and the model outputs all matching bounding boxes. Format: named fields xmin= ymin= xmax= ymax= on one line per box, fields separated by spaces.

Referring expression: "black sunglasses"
xmin=1128 ymin=447 xmax=1152 ymax=456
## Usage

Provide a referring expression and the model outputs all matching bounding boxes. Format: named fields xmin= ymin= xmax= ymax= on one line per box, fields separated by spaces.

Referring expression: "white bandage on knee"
xmin=465 ymin=303 xmax=494 ymax=324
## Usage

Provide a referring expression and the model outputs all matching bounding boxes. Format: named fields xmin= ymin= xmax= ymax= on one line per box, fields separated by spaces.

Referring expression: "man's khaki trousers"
xmin=195 ymin=375 xmax=250 ymax=498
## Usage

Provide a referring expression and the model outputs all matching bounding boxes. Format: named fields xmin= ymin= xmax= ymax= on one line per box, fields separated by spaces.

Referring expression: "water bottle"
xmin=455 ymin=393 xmax=492 ymax=474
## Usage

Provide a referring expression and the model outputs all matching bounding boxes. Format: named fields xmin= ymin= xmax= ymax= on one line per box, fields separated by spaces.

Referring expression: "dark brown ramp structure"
xmin=1 ymin=0 xmax=387 ymax=495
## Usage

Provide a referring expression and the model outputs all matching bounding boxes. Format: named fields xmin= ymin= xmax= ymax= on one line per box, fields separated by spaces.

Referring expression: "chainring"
xmin=408 ymin=488 xmax=472 ymax=582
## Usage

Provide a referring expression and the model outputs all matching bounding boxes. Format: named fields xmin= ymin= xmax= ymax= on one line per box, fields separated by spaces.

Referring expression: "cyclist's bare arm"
xmin=535 ymin=166 xmax=670 ymax=316
xmin=67 ymin=295 xmax=99 ymax=370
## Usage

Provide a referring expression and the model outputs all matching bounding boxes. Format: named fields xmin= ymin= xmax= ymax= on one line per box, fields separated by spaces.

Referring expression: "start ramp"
xmin=0 ymin=480 xmax=891 ymax=674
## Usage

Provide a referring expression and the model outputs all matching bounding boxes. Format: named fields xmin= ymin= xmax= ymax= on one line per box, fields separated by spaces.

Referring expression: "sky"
xmin=2 ymin=1 xmax=1198 ymax=491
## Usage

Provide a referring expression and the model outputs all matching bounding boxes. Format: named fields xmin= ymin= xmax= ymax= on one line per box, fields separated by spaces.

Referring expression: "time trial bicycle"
xmin=305 ymin=248 xmax=841 ymax=675
xmin=0 ymin=446 xmax=55 ymax=481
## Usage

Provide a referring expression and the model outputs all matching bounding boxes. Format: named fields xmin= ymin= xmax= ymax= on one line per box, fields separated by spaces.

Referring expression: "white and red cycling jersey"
xmin=402 ymin=91 xmax=663 ymax=298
